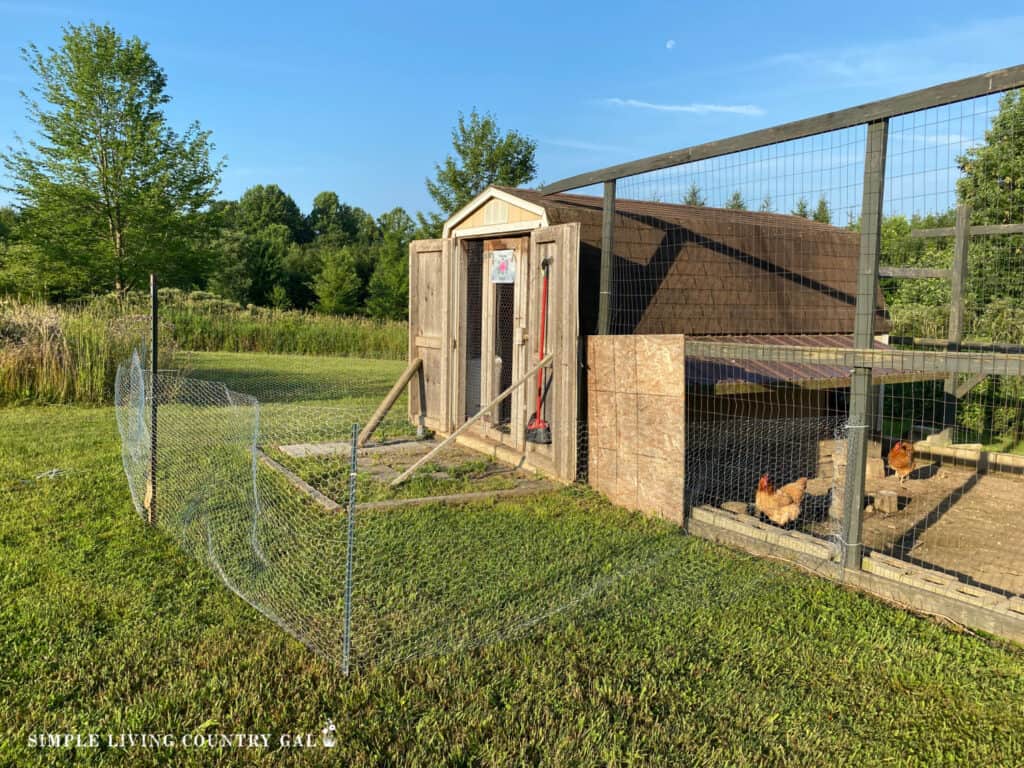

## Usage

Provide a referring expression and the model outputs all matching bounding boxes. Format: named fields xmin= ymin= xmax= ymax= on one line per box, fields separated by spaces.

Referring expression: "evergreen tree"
xmin=812 ymin=196 xmax=832 ymax=223
xmin=792 ymin=197 xmax=810 ymax=218
xmin=725 ymin=191 xmax=746 ymax=210
xmin=682 ymin=183 xmax=706 ymax=206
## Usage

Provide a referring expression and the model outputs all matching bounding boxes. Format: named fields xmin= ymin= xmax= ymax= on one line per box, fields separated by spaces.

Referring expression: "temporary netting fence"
xmin=115 ymin=347 xmax=697 ymax=672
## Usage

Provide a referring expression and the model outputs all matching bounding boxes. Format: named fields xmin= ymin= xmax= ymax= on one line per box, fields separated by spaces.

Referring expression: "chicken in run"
xmin=887 ymin=440 xmax=916 ymax=488
xmin=754 ymin=475 xmax=808 ymax=526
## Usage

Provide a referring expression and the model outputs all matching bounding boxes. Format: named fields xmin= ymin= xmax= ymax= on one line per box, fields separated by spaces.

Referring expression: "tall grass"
xmin=0 ymin=299 xmax=144 ymax=404
xmin=0 ymin=292 xmax=408 ymax=405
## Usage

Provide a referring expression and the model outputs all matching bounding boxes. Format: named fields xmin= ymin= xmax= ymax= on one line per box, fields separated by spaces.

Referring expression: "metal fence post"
xmin=842 ymin=119 xmax=888 ymax=569
xmin=342 ymin=422 xmax=358 ymax=675
xmin=148 ymin=273 xmax=158 ymax=527
xmin=597 ymin=179 xmax=616 ymax=335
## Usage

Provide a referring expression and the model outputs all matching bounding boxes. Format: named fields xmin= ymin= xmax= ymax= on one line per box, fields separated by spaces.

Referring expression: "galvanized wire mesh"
xmin=114 ymin=347 xmax=684 ymax=671
xmin=587 ymin=87 xmax=1024 ymax=598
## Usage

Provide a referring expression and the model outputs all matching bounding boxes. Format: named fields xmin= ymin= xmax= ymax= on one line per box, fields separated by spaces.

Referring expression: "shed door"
xmin=526 ymin=223 xmax=580 ymax=481
xmin=408 ymin=238 xmax=453 ymax=433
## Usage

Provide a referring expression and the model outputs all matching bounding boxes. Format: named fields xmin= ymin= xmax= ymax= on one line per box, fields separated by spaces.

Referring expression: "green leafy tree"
xmin=236 ymin=184 xmax=309 ymax=243
xmin=792 ymin=197 xmax=810 ymax=218
xmin=812 ymin=196 xmax=831 ymax=223
xmin=682 ymin=183 xmax=706 ymax=206
xmin=315 ymin=246 xmax=361 ymax=314
xmin=419 ymin=109 xmax=537 ymax=237
xmin=279 ymin=243 xmax=322 ymax=310
xmin=1 ymin=23 xmax=223 ymax=294
xmin=307 ymin=191 xmax=378 ymax=247
xmin=366 ymin=207 xmax=415 ymax=320
xmin=0 ymin=207 xmax=16 ymax=247
xmin=725 ymin=191 xmax=746 ymax=210
xmin=209 ymin=223 xmax=291 ymax=306
xmin=958 ymin=89 xmax=1024 ymax=224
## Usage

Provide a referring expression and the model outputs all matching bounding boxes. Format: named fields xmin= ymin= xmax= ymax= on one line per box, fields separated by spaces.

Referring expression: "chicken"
xmin=755 ymin=475 xmax=808 ymax=526
xmin=887 ymin=440 xmax=916 ymax=487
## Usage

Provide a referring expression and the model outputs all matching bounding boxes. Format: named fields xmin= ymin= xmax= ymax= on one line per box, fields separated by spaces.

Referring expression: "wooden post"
xmin=842 ymin=119 xmax=888 ymax=570
xmin=357 ymin=358 xmax=423 ymax=447
xmin=942 ymin=204 xmax=971 ymax=436
xmin=391 ymin=355 xmax=553 ymax=487
xmin=148 ymin=273 xmax=158 ymax=527
xmin=597 ymin=180 xmax=615 ymax=335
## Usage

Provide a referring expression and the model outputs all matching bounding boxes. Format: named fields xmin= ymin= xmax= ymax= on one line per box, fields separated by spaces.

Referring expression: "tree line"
xmin=0 ymin=23 xmax=538 ymax=319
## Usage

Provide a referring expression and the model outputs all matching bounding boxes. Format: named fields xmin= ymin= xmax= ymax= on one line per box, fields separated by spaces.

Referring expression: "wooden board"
xmin=542 ymin=65 xmax=1024 ymax=193
xmin=527 ymin=223 xmax=580 ymax=481
xmin=408 ymin=238 xmax=452 ymax=432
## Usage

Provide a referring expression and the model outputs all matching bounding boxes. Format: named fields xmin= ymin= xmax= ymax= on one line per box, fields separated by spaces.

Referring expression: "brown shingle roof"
xmin=496 ymin=187 xmax=890 ymax=336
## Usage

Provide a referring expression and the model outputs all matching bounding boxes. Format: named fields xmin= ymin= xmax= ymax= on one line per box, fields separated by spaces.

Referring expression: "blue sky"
xmin=1 ymin=1 xmax=1023 ymax=218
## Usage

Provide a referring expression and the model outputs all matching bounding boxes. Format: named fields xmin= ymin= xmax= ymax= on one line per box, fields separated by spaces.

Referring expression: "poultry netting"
xmin=115 ymin=347 xmax=709 ymax=672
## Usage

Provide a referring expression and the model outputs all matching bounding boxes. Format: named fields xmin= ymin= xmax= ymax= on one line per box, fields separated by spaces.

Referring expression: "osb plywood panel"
xmin=588 ymin=334 xmax=685 ymax=524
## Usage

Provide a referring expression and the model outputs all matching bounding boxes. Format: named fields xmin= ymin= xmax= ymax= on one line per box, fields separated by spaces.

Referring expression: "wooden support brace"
xmin=391 ymin=355 xmax=553 ymax=487
xmin=357 ymin=358 xmax=423 ymax=447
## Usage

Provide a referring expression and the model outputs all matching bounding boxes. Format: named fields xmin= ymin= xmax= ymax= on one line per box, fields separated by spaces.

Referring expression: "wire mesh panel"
xmin=871 ymin=92 xmax=1024 ymax=596
xmin=114 ymin=344 xmax=679 ymax=671
xmin=581 ymin=85 xmax=1024 ymax=598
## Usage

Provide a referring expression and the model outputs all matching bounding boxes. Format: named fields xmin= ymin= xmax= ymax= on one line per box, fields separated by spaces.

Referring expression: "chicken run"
xmin=379 ymin=69 xmax=1024 ymax=643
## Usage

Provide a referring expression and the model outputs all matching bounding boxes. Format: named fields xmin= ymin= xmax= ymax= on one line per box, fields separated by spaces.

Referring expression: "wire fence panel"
xmin=580 ymin=85 xmax=1024 ymax=600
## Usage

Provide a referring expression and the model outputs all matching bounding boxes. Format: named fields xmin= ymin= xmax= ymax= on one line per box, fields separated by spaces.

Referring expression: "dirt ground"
xmin=810 ymin=462 xmax=1024 ymax=596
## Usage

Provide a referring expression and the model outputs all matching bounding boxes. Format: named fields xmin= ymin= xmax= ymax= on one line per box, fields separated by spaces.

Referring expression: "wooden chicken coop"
xmin=402 ymin=185 xmax=919 ymax=519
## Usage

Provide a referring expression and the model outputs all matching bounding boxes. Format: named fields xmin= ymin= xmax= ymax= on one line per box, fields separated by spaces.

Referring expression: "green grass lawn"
xmin=2 ymin=352 xmax=1024 ymax=766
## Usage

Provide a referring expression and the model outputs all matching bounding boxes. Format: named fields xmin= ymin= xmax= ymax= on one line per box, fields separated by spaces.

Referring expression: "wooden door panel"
xmin=408 ymin=238 xmax=452 ymax=432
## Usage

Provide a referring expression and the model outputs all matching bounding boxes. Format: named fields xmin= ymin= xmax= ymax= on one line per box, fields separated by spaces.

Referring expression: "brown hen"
xmin=755 ymin=475 xmax=807 ymax=526
xmin=887 ymin=440 xmax=915 ymax=487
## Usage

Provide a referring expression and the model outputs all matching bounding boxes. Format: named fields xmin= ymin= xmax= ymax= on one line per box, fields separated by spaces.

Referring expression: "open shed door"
xmin=408 ymin=238 xmax=453 ymax=433
xmin=525 ymin=223 xmax=580 ymax=481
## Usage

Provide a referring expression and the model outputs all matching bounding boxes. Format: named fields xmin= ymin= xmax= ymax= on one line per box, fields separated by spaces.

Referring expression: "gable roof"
xmin=490 ymin=187 xmax=889 ymax=336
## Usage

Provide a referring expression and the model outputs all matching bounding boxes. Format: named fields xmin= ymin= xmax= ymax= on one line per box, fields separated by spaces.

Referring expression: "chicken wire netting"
xmin=114 ymin=347 xmax=687 ymax=672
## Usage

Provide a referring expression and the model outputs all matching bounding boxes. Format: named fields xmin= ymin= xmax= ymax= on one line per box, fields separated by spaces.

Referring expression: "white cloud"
xmin=605 ymin=98 xmax=764 ymax=116
xmin=761 ymin=16 xmax=1024 ymax=90
xmin=541 ymin=138 xmax=630 ymax=153
xmin=665 ymin=39 xmax=676 ymax=50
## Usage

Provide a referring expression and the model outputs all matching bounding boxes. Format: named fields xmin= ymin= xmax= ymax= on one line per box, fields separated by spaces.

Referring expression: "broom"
xmin=526 ymin=258 xmax=552 ymax=444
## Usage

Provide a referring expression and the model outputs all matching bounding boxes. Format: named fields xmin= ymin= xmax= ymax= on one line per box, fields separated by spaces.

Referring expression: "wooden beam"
xmin=257 ymin=449 xmax=342 ymax=513
xmin=357 ymin=358 xmax=423 ymax=448
xmin=844 ymin=119 xmax=888 ymax=570
xmin=685 ymin=340 xmax=1024 ymax=378
xmin=912 ymin=222 xmax=1024 ymax=238
xmin=945 ymin=204 xmax=972 ymax=408
xmin=955 ymin=373 xmax=987 ymax=399
xmin=597 ymin=180 xmax=615 ymax=335
xmin=391 ymin=355 xmax=553 ymax=487
xmin=948 ymin=204 xmax=971 ymax=347
xmin=356 ymin=480 xmax=556 ymax=512
xmin=541 ymin=65 xmax=1024 ymax=193
xmin=878 ymin=266 xmax=952 ymax=279
xmin=888 ymin=337 xmax=1024 ymax=355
